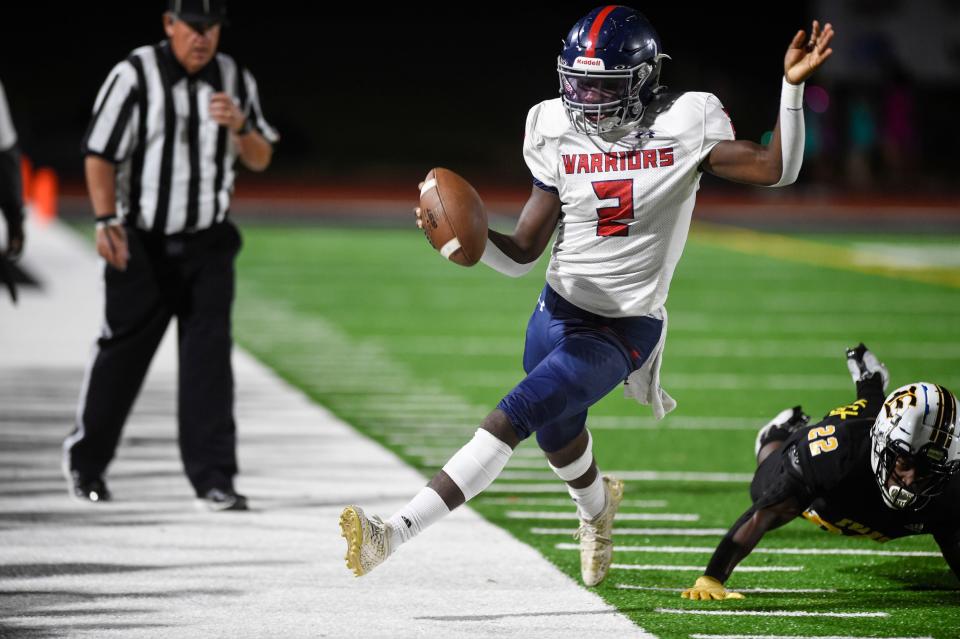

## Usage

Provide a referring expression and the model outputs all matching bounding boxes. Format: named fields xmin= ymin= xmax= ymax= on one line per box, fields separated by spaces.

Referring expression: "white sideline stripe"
xmin=689 ymin=636 xmax=932 ymax=639
xmin=554 ymin=544 xmax=942 ymax=558
xmin=616 ymin=584 xmax=836 ymax=594
xmin=440 ymin=237 xmax=462 ymax=259
xmin=500 ymin=470 xmax=752 ymax=483
xmin=533 ymin=527 xmax=726 ymax=536
xmin=612 ymin=564 xmax=802 ymax=573
xmin=657 ymin=608 xmax=886 ymax=618
xmin=507 ymin=511 xmax=698 ymax=522
xmin=419 ymin=177 xmax=437 ymax=195
xmin=482 ymin=498 xmax=668 ymax=508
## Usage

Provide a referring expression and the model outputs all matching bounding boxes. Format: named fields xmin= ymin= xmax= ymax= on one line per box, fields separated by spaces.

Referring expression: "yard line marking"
xmin=692 ymin=221 xmax=960 ymax=289
xmin=612 ymin=564 xmax=802 ymax=573
xmin=406 ymin=446 xmax=545 ymax=458
xmin=532 ymin=527 xmax=727 ymax=536
xmin=588 ymin=416 xmax=757 ymax=431
xmin=448 ymin=372 xmax=855 ymax=391
xmin=620 ymin=586 xmax=827 ymax=595
xmin=669 ymin=339 xmax=960 ymax=360
xmin=486 ymin=483 xmax=570 ymax=494
xmin=657 ymin=608 xmax=886 ymax=618
xmin=554 ymin=544 xmax=942 ymax=558
xmin=481 ymin=498 xmax=668 ymax=508
xmin=690 ymin=635 xmax=931 ymax=639
xmin=508 ymin=511 xmax=698 ymax=522
xmin=369 ymin=335 xmax=960 ymax=359
xmin=500 ymin=470 xmax=752 ymax=483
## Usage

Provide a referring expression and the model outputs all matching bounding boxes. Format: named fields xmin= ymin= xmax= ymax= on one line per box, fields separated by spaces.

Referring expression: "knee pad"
xmin=441 ymin=428 xmax=513 ymax=501
xmin=548 ymin=429 xmax=594 ymax=481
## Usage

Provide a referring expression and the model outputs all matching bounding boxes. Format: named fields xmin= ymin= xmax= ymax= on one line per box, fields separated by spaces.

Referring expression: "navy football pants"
xmin=497 ymin=284 xmax=663 ymax=452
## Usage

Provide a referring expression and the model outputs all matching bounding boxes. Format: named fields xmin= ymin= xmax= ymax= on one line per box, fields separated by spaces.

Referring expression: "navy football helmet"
xmin=558 ymin=5 xmax=668 ymax=134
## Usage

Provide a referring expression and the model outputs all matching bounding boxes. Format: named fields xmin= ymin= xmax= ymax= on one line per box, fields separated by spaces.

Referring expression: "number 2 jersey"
xmin=753 ymin=393 xmax=960 ymax=543
xmin=523 ymin=92 xmax=735 ymax=318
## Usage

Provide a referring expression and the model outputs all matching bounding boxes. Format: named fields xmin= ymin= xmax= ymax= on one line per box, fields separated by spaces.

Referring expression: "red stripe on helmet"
xmin=585 ymin=5 xmax=619 ymax=58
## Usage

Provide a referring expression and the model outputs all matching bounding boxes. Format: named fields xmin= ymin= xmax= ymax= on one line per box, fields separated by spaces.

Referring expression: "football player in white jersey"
xmin=340 ymin=6 xmax=835 ymax=587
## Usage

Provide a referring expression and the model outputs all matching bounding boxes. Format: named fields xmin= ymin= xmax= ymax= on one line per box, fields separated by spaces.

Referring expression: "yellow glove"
xmin=681 ymin=575 xmax=745 ymax=601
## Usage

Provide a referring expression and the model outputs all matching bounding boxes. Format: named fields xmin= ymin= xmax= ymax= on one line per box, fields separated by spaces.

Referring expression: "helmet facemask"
xmin=557 ymin=55 xmax=664 ymax=135
xmin=870 ymin=383 xmax=960 ymax=511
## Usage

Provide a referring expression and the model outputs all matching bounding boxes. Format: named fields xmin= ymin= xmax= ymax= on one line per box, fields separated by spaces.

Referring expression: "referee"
xmin=0 ymin=76 xmax=24 ymax=299
xmin=64 ymin=0 xmax=278 ymax=510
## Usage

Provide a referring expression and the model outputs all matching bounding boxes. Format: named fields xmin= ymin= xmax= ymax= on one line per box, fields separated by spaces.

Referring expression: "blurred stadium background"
xmin=3 ymin=1 xmax=960 ymax=220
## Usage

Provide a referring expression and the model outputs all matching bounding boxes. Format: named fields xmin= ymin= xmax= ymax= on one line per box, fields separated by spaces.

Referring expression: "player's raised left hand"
xmin=784 ymin=20 xmax=834 ymax=85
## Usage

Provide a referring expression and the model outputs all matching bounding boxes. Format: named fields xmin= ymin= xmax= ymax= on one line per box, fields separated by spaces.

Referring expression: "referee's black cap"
xmin=167 ymin=0 xmax=228 ymax=26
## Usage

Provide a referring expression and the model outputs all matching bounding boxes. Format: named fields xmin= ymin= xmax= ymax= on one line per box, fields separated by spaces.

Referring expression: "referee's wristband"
xmin=95 ymin=213 xmax=121 ymax=229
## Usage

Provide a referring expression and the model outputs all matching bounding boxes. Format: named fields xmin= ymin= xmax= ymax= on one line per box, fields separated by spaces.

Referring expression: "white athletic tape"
xmin=439 ymin=237 xmax=461 ymax=260
xmin=419 ymin=177 xmax=437 ymax=196
xmin=548 ymin=430 xmax=593 ymax=481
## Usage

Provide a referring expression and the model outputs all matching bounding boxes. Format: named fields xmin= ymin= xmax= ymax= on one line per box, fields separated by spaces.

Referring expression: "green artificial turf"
xmin=233 ymin=223 xmax=960 ymax=639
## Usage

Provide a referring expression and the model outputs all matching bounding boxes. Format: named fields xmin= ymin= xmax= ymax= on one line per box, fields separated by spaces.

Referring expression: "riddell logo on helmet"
xmin=573 ymin=56 xmax=605 ymax=70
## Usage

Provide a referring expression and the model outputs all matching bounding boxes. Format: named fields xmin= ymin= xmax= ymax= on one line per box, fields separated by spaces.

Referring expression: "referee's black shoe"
xmin=69 ymin=471 xmax=112 ymax=503
xmin=196 ymin=488 xmax=248 ymax=512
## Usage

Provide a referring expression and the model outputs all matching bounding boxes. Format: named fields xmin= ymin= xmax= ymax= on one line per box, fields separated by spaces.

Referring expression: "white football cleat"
xmin=339 ymin=505 xmax=392 ymax=577
xmin=754 ymin=405 xmax=810 ymax=457
xmin=574 ymin=475 xmax=624 ymax=587
xmin=846 ymin=343 xmax=890 ymax=391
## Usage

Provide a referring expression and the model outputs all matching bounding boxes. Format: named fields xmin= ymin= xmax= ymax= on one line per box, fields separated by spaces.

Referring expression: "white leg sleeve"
xmin=480 ymin=238 xmax=537 ymax=278
xmin=441 ymin=428 xmax=514 ymax=501
xmin=769 ymin=78 xmax=805 ymax=188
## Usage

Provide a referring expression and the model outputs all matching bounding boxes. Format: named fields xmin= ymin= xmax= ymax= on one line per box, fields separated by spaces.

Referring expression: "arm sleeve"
xmin=81 ymin=61 xmax=140 ymax=163
xmin=522 ymin=104 xmax=559 ymax=191
xmin=241 ymin=69 xmax=279 ymax=143
xmin=768 ymin=78 xmax=805 ymax=188
xmin=698 ymin=94 xmax=736 ymax=163
xmin=480 ymin=238 xmax=537 ymax=278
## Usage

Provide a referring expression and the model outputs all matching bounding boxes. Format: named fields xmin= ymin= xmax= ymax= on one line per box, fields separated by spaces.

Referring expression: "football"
xmin=418 ymin=167 xmax=488 ymax=267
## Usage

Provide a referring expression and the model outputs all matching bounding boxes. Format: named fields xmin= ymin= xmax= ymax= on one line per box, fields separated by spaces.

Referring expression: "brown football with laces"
xmin=418 ymin=167 xmax=488 ymax=267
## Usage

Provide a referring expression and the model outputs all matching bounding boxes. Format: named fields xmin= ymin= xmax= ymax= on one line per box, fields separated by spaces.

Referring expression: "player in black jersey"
xmin=682 ymin=344 xmax=960 ymax=600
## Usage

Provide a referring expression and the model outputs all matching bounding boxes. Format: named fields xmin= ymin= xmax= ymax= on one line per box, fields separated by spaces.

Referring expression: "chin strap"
xmin=769 ymin=77 xmax=805 ymax=187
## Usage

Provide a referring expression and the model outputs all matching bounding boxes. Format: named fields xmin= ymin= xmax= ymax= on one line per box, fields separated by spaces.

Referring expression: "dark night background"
xmin=2 ymin=1 xmax=959 ymax=197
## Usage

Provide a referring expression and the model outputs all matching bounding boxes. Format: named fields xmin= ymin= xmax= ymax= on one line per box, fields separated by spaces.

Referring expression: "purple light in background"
xmin=805 ymin=85 xmax=830 ymax=113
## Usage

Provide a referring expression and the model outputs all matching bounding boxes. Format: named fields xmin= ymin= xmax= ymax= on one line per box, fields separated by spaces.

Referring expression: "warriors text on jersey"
xmin=523 ymin=92 xmax=735 ymax=317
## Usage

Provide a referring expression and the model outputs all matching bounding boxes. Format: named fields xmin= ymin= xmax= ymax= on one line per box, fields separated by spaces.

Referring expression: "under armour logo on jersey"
xmin=633 ymin=130 xmax=656 ymax=138
xmin=538 ymin=297 xmax=545 ymax=312
xmin=402 ymin=516 xmax=412 ymax=529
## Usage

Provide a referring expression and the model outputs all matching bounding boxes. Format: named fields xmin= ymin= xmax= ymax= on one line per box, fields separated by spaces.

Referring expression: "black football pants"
xmin=65 ymin=221 xmax=242 ymax=496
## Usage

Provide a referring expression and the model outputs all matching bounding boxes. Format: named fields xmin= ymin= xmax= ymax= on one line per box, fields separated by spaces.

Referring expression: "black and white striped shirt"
xmin=82 ymin=41 xmax=278 ymax=234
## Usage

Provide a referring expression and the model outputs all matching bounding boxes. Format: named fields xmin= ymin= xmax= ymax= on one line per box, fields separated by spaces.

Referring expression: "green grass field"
xmin=233 ymin=222 xmax=960 ymax=639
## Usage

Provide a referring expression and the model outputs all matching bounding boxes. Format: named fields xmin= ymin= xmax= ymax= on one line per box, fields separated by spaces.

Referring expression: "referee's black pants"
xmin=65 ymin=221 xmax=242 ymax=497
